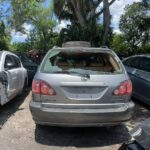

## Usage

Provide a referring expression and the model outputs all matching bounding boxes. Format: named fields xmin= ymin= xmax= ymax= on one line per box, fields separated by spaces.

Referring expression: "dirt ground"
xmin=0 ymin=89 xmax=150 ymax=150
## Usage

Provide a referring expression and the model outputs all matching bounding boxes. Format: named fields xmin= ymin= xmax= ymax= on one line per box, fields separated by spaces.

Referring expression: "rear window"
xmin=41 ymin=50 xmax=123 ymax=74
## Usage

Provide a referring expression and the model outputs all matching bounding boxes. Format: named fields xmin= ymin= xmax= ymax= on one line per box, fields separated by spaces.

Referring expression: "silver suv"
xmin=30 ymin=47 xmax=134 ymax=126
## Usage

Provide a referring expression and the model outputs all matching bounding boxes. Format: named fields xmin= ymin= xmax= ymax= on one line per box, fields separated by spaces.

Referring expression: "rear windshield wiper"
xmin=52 ymin=70 xmax=90 ymax=78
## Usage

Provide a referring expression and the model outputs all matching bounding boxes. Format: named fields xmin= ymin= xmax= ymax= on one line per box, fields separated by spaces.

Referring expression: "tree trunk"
xmin=102 ymin=0 xmax=111 ymax=46
xmin=71 ymin=0 xmax=86 ymax=26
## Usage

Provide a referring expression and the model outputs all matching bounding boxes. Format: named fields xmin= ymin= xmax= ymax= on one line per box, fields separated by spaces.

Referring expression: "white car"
xmin=0 ymin=51 xmax=28 ymax=105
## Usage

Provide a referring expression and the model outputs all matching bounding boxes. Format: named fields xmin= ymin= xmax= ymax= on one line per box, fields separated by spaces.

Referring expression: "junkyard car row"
xmin=0 ymin=46 xmax=150 ymax=149
xmin=1 ymin=47 xmax=150 ymax=125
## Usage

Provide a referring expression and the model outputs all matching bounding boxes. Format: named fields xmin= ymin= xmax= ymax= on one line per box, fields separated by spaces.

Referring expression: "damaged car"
xmin=0 ymin=51 xmax=28 ymax=106
xmin=30 ymin=44 xmax=135 ymax=127
xmin=15 ymin=52 xmax=38 ymax=81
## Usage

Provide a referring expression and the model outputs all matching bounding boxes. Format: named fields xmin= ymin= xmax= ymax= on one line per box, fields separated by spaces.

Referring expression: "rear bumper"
xmin=29 ymin=101 xmax=135 ymax=127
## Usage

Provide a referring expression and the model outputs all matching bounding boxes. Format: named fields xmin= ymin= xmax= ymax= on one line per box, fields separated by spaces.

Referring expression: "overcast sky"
xmin=11 ymin=0 xmax=141 ymax=43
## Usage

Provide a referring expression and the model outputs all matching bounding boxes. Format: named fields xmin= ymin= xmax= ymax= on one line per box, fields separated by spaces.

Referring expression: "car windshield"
xmin=41 ymin=49 xmax=123 ymax=75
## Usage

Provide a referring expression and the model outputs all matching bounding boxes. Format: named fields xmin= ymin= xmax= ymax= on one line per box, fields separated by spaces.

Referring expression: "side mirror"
xmin=5 ymin=62 xmax=15 ymax=70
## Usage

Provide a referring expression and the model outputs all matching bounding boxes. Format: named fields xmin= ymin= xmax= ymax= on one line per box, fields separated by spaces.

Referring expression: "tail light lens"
xmin=32 ymin=80 xmax=56 ymax=95
xmin=113 ymin=80 xmax=132 ymax=96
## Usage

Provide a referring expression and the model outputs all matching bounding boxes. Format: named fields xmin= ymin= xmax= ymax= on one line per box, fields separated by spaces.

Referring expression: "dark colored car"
xmin=15 ymin=53 xmax=38 ymax=81
xmin=118 ymin=54 xmax=128 ymax=61
xmin=123 ymin=55 xmax=150 ymax=106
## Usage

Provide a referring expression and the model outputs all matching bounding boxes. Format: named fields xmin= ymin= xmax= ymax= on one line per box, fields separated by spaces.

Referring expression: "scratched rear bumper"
xmin=30 ymin=101 xmax=135 ymax=127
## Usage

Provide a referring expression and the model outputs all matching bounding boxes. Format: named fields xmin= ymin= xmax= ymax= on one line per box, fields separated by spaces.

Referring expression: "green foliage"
xmin=59 ymin=24 xmax=98 ymax=46
xmin=2 ymin=0 xmax=115 ymax=51
xmin=53 ymin=0 xmax=99 ymax=26
xmin=58 ymin=24 xmax=113 ymax=47
xmin=11 ymin=42 xmax=31 ymax=52
xmin=11 ymin=30 xmax=59 ymax=52
xmin=8 ymin=0 xmax=44 ymax=32
xmin=53 ymin=0 xmax=116 ymax=46
xmin=26 ymin=29 xmax=59 ymax=52
xmin=0 ymin=21 xmax=10 ymax=50
xmin=119 ymin=2 xmax=150 ymax=54
xmin=111 ymin=34 xmax=129 ymax=54
xmin=142 ymin=0 xmax=150 ymax=8
xmin=4 ymin=0 xmax=58 ymax=52
xmin=136 ymin=44 xmax=150 ymax=54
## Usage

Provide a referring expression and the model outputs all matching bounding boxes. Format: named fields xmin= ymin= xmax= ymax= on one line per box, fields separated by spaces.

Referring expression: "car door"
xmin=124 ymin=56 xmax=150 ymax=104
xmin=134 ymin=57 xmax=150 ymax=104
xmin=123 ymin=57 xmax=137 ymax=79
xmin=11 ymin=55 xmax=25 ymax=91
xmin=4 ymin=54 xmax=19 ymax=100
xmin=123 ymin=57 xmax=141 ymax=98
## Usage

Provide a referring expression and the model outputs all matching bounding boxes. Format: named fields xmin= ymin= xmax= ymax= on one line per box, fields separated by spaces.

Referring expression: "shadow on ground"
xmin=35 ymin=125 xmax=131 ymax=148
xmin=0 ymin=88 xmax=30 ymax=129
xmin=34 ymin=99 xmax=150 ymax=148
xmin=131 ymin=97 xmax=150 ymax=124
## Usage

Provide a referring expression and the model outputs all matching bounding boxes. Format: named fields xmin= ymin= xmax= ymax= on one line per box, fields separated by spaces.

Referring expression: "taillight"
xmin=32 ymin=80 xmax=40 ymax=94
xmin=113 ymin=80 xmax=132 ymax=96
xmin=32 ymin=80 xmax=56 ymax=95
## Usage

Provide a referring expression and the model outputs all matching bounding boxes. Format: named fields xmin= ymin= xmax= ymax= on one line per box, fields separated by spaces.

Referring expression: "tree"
xmin=58 ymin=23 xmax=113 ymax=47
xmin=119 ymin=2 xmax=150 ymax=54
xmin=3 ymin=0 xmax=57 ymax=52
xmin=26 ymin=28 xmax=59 ymax=51
xmin=111 ymin=34 xmax=129 ymax=54
xmin=11 ymin=42 xmax=31 ymax=52
xmin=142 ymin=0 xmax=150 ymax=8
xmin=102 ymin=0 xmax=111 ymax=46
xmin=53 ymin=0 xmax=116 ymax=46
xmin=0 ymin=21 xmax=10 ymax=50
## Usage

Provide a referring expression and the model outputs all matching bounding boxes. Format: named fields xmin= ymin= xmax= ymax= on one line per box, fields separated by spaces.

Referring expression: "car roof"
xmin=137 ymin=54 xmax=150 ymax=58
xmin=124 ymin=54 xmax=150 ymax=61
xmin=0 ymin=50 xmax=19 ymax=57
